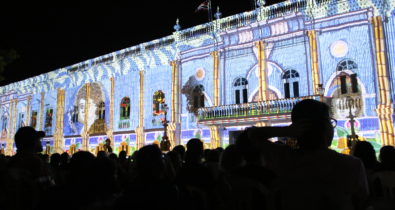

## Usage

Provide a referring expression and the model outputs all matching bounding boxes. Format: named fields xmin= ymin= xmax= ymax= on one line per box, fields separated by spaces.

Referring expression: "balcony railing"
xmin=198 ymin=95 xmax=322 ymax=121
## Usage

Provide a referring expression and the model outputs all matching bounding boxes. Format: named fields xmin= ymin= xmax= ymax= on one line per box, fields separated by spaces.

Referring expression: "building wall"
xmin=1 ymin=0 xmax=394 ymax=153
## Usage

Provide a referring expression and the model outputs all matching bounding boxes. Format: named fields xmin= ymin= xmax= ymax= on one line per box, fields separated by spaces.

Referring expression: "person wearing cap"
xmin=5 ymin=126 xmax=51 ymax=209
xmin=242 ymin=99 xmax=369 ymax=210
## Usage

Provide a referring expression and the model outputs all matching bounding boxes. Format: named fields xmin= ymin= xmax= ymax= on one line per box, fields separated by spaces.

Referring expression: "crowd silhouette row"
xmin=0 ymin=99 xmax=394 ymax=210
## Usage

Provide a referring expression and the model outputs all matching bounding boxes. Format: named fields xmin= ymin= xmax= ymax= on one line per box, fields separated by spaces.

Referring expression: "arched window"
xmin=193 ymin=85 xmax=205 ymax=109
xmin=282 ymin=70 xmax=300 ymax=98
xmin=120 ymin=97 xmax=130 ymax=120
xmin=233 ymin=77 xmax=248 ymax=104
xmin=153 ymin=90 xmax=165 ymax=116
xmin=98 ymin=101 xmax=105 ymax=120
xmin=336 ymin=59 xmax=359 ymax=94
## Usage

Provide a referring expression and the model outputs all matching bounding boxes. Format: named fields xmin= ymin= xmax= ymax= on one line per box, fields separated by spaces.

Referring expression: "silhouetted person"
xmin=177 ymin=138 xmax=215 ymax=210
xmin=173 ymin=144 xmax=186 ymax=162
xmin=377 ymin=145 xmax=395 ymax=171
xmin=116 ymin=145 xmax=177 ymax=210
xmin=371 ymin=145 xmax=395 ymax=209
xmin=104 ymin=138 xmax=113 ymax=153
xmin=245 ymin=99 xmax=369 ymax=210
xmin=353 ymin=141 xmax=379 ymax=172
xmin=5 ymin=126 xmax=48 ymax=210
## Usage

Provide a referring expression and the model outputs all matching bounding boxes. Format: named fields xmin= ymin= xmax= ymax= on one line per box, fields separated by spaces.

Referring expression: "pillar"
xmin=169 ymin=60 xmax=181 ymax=146
xmin=255 ymin=41 xmax=269 ymax=101
xmin=307 ymin=30 xmax=321 ymax=95
xmin=54 ymin=89 xmax=65 ymax=153
xmin=136 ymin=71 xmax=145 ymax=149
xmin=372 ymin=16 xmax=395 ymax=145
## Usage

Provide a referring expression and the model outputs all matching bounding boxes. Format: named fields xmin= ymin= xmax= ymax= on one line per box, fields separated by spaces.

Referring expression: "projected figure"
xmin=69 ymin=83 xmax=107 ymax=135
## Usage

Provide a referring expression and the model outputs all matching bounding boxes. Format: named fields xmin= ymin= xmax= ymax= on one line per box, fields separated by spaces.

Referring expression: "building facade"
xmin=1 ymin=0 xmax=394 ymax=155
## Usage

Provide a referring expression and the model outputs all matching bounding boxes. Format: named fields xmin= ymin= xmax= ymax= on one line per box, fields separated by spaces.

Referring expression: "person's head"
xmin=119 ymin=150 xmax=127 ymax=161
xmin=379 ymin=145 xmax=395 ymax=164
xmin=105 ymin=138 xmax=111 ymax=145
xmin=60 ymin=152 xmax=70 ymax=165
xmin=235 ymin=130 xmax=263 ymax=165
xmin=97 ymin=151 xmax=107 ymax=159
xmin=291 ymin=99 xmax=334 ymax=149
xmin=352 ymin=141 xmax=378 ymax=169
xmin=172 ymin=145 xmax=186 ymax=160
xmin=108 ymin=153 xmax=117 ymax=161
xmin=220 ymin=144 xmax=245 ymax=173
xmin=134 ymin=145 xmax=163 ymax=178
xmin=185 ymin=138 xmax=204 ymax=163
xmin=50 ymin=153 xmax=61 ymax=167
xmin=14 ymin=126 xmax=45 ymax=153
xmin=206 ymin=149 xmax=221 ymax=163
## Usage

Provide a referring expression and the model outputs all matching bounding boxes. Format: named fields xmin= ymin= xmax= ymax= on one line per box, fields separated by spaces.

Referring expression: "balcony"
xmin=197 ymin=95 xmax=322 ymax=126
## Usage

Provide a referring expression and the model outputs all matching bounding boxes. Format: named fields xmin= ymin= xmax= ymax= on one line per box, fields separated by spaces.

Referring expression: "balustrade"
xmin=198 ymin=95 xmax=321 ymax=121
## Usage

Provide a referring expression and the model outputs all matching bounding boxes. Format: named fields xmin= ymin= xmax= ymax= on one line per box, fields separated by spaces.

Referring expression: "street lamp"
xmin=346 ymin=96 xmax=359 ymax=151
xmin=160 ymin=102 xmax=171 ymax=152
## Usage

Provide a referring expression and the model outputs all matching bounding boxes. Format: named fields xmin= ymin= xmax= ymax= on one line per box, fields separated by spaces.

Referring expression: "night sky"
xmin=1 ymin=1 xmax=281 ymax=86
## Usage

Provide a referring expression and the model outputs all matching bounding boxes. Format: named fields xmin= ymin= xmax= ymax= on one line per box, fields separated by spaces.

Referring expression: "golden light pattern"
xmin=372 ymin=16 xmax=394 ymax=145
xmin=106 ymin=77 xmax=114 ymax=148
xmin=211 ymin=51 xmax=220 ymax=106
xmin=54 ymin=89 xmax=65 ymax=153
xmin=256 ymin=41 xmax=268 ymax=101
xmin=307 ymin=30 xmax=321 ymax=95
xmin=209 ymin=126 xmax=220 ymax=149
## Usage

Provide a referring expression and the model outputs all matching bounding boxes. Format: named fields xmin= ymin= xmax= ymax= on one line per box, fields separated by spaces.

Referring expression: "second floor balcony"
xmin=197 ymin=95 xmax=322 ymax=126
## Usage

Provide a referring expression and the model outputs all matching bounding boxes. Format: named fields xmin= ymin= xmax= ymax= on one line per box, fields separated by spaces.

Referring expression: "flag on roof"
xmin=195 ymin=1 xmax=209 ymax=12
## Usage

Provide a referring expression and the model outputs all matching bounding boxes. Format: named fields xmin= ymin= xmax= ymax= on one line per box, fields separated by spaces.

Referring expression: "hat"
xmin=14 ymin=126 xmax=46 ymax=150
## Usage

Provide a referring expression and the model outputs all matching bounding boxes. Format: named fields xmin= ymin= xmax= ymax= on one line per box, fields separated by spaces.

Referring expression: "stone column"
xmin=82 ymin=83 xmax=91 ymax=150
xmin=136 ymin=71 xmax=145 ymax=149
xmin=54 ymin=89 xmax=65 ymax=153
xmin=307 ymin=30 xmax=321 ymax=95
xmin=210 ymin=51 xmax=221 ymax=148
xmin=26 ymin=95 xmax=31 ymax=126
xmin=169 ymin=60 xmax=181 ymax=146
xmin=372 ymin=16 xmax=394 ymax=145
xmin=255 ymin=41 xmax=268 ymax=101
xmin=39 ymin=92 xmax=45 ymax=131
xmin=5 ymin=99 xmax=17 ymax=155
xmin=106 ymin=77 xmax=115 ymax=148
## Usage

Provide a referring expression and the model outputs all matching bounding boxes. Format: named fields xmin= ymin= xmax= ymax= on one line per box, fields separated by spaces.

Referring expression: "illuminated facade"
xmin=1 ymin=0 xmax=395 ymax=155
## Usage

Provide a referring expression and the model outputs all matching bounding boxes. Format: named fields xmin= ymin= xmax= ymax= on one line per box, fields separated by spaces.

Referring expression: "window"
xmin=234 ymin=77 xmax=248 ymax=104
xmin=153 ymin=90 xmax=165 ymax=116
xmin=44 ymin=108 xmax=53 ymax=135
xmin=193 ymin=85 xmax=205 ymax=109
xmin=120 ymin=97 xmax=130 ymax=120
xmin=98 ymin=101 xmax=105 ymax=120
xmin=282 ymin=70 xmax=300 ymax=98
xmin=336 ymin=60 xmax=359 ymax=94
xmin=31 ymin=111 xmax=38 ymax=129
xmin=119 ymin=97 xmax=131 ymax=129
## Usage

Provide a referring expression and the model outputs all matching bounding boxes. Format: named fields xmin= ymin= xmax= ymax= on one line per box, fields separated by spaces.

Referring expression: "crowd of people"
xmin=0 ymin=99 xmax=394 ymax=210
